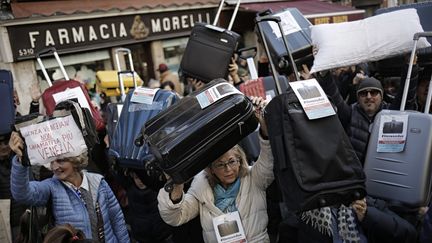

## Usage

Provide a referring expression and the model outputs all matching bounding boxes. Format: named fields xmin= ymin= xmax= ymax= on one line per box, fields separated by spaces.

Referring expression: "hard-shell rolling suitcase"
xmin=0 ymin=69 xmax=15 ymax=135
xmin=180 ymin=0 xmax=241 ymax=83
xmin=258 ymin=15 xmax=365 ymax=212
xmin=109 ymin=87 xmax=179 ymax=169
xmin=257 ymin=8 xmax=313 ymax=76
xmin=106 ymin=48 xmax=139 ymax=144
xmin=96 ymin=70 xmax=143 ymax=97
xmin=37 ymin=47 xmax=105 ymax=131
xmin=364 ymin=32 xmax=432 ymax=209
xmin=136 ymin=79 xmax=258 ymax=191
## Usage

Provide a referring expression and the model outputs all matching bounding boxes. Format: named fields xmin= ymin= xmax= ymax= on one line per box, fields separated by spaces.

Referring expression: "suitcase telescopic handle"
xmin=36 ymin=47 xmax=70 ymax=86
xmin=114 ymin=48 xmax=136 ymax=102
xmin=213 ymin=0 xmax=241 ymax=31
xmin=400 ymin=32 xmax=432 ymax=112
xmin=238 ymin=47 xmax=258 ymax=80
xmin=256 ymin=16 xmax=300 ymax=82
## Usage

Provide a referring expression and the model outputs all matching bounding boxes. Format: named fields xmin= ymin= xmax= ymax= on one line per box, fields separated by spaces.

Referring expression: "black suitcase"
xmin=135 ymin=79 xmax=258 ymax=191
xmin=180 ymin=0 xmax=241 ymax=83
xmin=257 ymin=8 xmax=313 ymax=76
xmin=0 ymin=69 xmax=15 ymax=135
xmin=256 ymin=15 xmax=366 ymax=212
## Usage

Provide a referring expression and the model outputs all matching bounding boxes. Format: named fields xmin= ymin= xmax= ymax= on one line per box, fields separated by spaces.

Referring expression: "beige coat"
xmin=158 ymin=137 xmax=274 ymax=243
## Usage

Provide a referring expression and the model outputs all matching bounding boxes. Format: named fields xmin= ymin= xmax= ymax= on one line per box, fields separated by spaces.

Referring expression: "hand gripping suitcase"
xmin=135 ymin=79 xmax=258 ymax=191
xmin=257 ymin=15 xmax=366 ymax=212
xmin=0 ymin=69 xmax=15 ymax=135
xmin=180 ymin=0 xmax=241 ymax=83
xmin=37 ymin=47 xmax=105 ymax=131
xmin=257 ymin=8 xmax=313 ymax=76
xmin=364 ymin=32 xmax=432 ymax=209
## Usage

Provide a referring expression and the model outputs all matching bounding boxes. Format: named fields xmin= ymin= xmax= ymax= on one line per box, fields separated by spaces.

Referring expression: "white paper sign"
xmin=196 ymin=83 xmax=242 ymax=109
xmin=130 ymin=87 xmax=159 ymax=104
xmin=52 ymin=86 xmax=91 ymax=112
xmin=290 ymin=79 xmax=336 ymax=119
xmin=269 ymin=10 xmax=302 ymax=38
xmin=20 ymin=115 xmax=87 ymax=166
xmin=377 ymin=114 xmax=408 ymax=153
xmin=212 ymin=211 xmax=247 ymax=243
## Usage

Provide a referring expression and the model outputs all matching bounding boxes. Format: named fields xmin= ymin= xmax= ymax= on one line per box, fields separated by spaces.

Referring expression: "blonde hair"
xmin=205 ymin=145 xmax=249 ymax=188
xmin=58 ymin=152 xmax=89 ymax=171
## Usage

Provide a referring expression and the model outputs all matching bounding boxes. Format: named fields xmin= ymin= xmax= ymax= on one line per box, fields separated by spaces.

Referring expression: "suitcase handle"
xmin=36 ymin=47 xmax=70 ymax=86
xmin=213 ymin=0 xmax=241 ymax=31
xmin=400 ymin=32 xmax=432 ymax=112
xmin=255 ymin=15 xmax=300 ymax=82
xmin=114 ymin=48 xmax=137 ymax=102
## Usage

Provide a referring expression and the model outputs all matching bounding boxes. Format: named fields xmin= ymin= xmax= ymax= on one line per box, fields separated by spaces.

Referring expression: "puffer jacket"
xmin=10 ymin=157 xmax=130 ymax=243
xmin=158 ymin=137 xmax=274 ymax=243
xmin=317 ymin=64 xmax=418 ymax=164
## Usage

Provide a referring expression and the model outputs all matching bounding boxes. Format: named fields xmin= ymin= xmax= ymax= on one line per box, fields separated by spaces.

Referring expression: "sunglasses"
xmin=358 ymin=90 xmax=380 ymax=98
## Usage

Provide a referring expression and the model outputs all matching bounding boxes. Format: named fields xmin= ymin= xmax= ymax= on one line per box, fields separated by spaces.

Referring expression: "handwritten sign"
xmin=20 ymin=115 xmax=87 ymax=166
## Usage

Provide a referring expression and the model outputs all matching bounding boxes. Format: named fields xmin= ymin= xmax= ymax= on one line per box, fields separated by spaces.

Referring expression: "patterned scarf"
xmin=214 ymin=178 xmax=241 ymax=213
xmin=301 ymin=205 xmax=361 ymax=243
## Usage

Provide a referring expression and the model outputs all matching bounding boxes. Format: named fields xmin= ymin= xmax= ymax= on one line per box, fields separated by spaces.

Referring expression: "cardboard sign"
xmin=20 ymin=115 xmax=87 ymax=166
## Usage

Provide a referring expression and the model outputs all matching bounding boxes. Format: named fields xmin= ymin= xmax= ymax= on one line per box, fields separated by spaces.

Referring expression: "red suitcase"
xmin=37 ymin=48 xmax=105 ymax=131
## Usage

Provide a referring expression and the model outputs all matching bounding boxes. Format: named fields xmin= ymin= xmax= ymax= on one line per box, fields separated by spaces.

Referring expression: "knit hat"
xmin=356 ymin=77 xmax=384 ymax=97
xmin=157 ymin=63 xmax=168 ymax=73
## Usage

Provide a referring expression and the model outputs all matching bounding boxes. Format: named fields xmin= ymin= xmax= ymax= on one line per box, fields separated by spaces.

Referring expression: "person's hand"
xmin=250 ymin=96 xmax=268 ymax=138
xmin=352 ymin=198 xmax=367 ymax=222
xmin=8 ymin=131 xmax=24 ymax=162
xmin=30 ymin=82 xmax=42 ymax=102
xmin=352 ymin=72 xmax=366 ymax=85
xmin=229 ymin=57 xmax=242 ymax=84
xmin=163 ymin=172 xmax=184 ymax=203
xmin=300 ymin=64 xmax=311 ymax=80
xmin=189 ymin=78 xmax=205 ymax=91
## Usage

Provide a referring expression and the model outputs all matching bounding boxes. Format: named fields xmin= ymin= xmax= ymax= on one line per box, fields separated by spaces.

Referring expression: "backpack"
xmin=264 ymin=86 xmax=366 ymax=212
xmin=54 ymin=99 xmax=99 ymax=150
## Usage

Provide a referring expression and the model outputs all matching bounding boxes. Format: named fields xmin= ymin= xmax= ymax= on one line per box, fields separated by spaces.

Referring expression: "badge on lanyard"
xmin=212 ymin=211 xmax=247 ymax=243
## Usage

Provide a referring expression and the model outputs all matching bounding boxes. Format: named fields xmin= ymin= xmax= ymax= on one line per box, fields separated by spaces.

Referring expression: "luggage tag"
xmin=130 ymin=87 xmax=159 ymax=104
xmin=196 ymin=83 xmax=242 ymax=109
xmin=212 ymin=211 xmax=247 ymax=243
xmin=268 ymin=9 xmax=302 ymax=38
xmin=52 ymin=86 xmax=92 ymax=113
xmin=376 ymin=114 xmax=408 ymax=153
xmin=289 ymin=78 xmax=336 ymax=120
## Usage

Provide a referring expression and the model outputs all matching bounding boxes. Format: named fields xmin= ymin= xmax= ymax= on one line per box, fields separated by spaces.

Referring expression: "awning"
xmin=238 ymin=0 xmax=365 ymax=24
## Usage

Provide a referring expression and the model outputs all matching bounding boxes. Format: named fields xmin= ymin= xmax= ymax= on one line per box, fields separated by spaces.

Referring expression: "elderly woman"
xmin=157 ymin=96 xmax=274 ymax=243
xmin=8 ymin=131 xmax=130 ymax=243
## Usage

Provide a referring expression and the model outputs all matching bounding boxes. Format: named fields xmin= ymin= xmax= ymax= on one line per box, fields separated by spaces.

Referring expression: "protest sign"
xmin=20 ymin=115 xmax=87 ymax=166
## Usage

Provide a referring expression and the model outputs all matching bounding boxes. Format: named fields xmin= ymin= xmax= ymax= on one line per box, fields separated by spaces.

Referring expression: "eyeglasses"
xmin=213 ymin=158 xmax=240 ymax=170
xmin=358 ymin=90 xmax=380 ymax=98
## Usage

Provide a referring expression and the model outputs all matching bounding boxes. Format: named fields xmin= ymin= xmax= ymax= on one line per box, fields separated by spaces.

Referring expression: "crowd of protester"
xmin=1 ymin=46 xmax=432 ymax=243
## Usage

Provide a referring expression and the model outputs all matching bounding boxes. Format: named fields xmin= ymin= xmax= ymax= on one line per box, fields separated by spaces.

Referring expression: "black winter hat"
xmin=356 ymin=77 xmax=384 ymax=97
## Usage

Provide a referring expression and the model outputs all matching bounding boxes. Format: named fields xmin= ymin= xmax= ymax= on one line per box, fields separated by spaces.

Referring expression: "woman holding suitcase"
xmin=157 ymin=96 xmax=274 ymax=243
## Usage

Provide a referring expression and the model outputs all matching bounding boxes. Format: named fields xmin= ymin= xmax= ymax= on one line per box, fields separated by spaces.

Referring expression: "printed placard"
xmin=20 ymin=115 xmax=87 ymax=166
xmin=269 ymin=10 xmax=302 ymax=38
xmin=52 ymin=86 xmax=91 ymax=112
xmin=130 ymin=87 xmax=159 ymax=104
xmin=290 ymin=79 xmax=336 ymax=119
xmin=377 ymin=114 xmax=408 ymax=153
xmin=196 ymin=83 xmax=242 ymax=109
xmin=212 ymin=211 xmax=247 ymax=243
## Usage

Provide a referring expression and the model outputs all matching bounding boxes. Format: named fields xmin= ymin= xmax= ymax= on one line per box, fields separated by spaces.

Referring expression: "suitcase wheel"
xmin=164 ymin=180 xmax=174 ymax=193
xmin=134 ymin=134 xmax=144 ymax=147
xmin=319 ymin=198 xmax=326 ymax=207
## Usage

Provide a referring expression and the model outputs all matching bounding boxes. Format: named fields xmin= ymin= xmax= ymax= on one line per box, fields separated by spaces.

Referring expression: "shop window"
xmin=162 ymin=37 xmax=188 ymax=73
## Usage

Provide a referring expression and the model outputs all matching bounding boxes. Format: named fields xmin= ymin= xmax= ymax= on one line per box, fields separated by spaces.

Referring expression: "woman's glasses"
xmin=213 ymin=158 xmax=240 ymax=170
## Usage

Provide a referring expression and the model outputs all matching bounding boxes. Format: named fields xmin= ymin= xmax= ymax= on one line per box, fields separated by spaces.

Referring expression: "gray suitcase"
xmin=364 ymin=32 xmax=432 ymax=208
